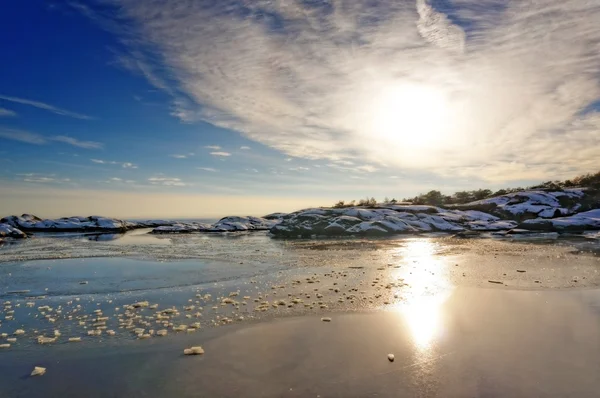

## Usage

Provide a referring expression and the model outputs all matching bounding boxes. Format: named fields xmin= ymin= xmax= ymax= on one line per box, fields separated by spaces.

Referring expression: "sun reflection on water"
xmin=389 ymin=239 xmax=453 ymax=350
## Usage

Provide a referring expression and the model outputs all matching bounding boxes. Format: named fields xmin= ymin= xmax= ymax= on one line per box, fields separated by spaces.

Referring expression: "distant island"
xmin=1 ymin=170 xmax=599 ymax=241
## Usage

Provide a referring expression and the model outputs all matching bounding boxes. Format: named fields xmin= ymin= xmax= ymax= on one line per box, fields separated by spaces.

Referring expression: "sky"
xmin=1 ymin=0 xmax=599 ymax=219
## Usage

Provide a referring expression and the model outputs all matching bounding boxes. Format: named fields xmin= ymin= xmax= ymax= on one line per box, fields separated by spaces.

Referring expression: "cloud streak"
xmin=0 ymin=108 xmax=16 ymax=117
xmin=93 ymin=0 xmax=600 ymax=182
xmin=210 ymin=151 xmax=231 ymax=157
xmin=0 ymin=94 xmax=93 ymax=120
xmin=52 ymin=135 xmax=104 ymax=149
xmin=0 ymin=129 xmax=102 ymax=149
xmin=90 ymin=159 xmax=138 ymax=168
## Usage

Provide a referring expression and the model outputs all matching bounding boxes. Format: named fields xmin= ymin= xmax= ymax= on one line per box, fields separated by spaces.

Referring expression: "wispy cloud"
xmin=52 ymin=135 xmax=103 ymax=149
xmin=90 ymin=0 xmax=600 ymax=183
xmin=0 ymin=94 xmax=93 ymax=120
xmin=17 ymin=173 xmax=70 ymax=183
xmin=0 ymin=108 xmax=16 ymax=117
xmin=197 ymin=167 xmax=217 ymax=172
xmin=210 ymin=151 xmax=231 ymax=157
xmin=239 ymin=146 xmax=251 ymax=150
xmin=204 ymin=145 xmax=221 ymax=150
xmin=0 ymin=129 xmax=47 ymax=144
xmin=289 ymin=167 xmax=310 ymax=172
xmin=0 ymin=128 xmax=102 ymax=149
xmin=148 ymin=176 xmax=186 ymax=186
xmin=171 ymin=152 xmax=195 ymax=159
xmin=90 ymin=159 xmax=138 ymax=168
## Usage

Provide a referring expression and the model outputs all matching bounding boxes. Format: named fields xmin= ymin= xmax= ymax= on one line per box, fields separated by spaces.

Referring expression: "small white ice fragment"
xmin=31 ymin=367 xmax=46 ymax=376
xmin=0 ymin=344 xmax=10 ymax=349
xmin=184 ymin=346 xmax=205 ymax=355
xmin=68 ymin=337 xmax=81 ymax=342
xmin=14 ymin=329 xmax=25 ymax=336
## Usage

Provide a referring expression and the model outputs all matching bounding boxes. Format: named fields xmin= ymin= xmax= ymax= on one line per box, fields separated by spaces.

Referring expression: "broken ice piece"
xmin=184 ymin=346 xmax=205 ymax=355
xmin=30 ymin=367 xmax=46 ymax=377
xmin=68 ymin=337 xmax=82 ymax=342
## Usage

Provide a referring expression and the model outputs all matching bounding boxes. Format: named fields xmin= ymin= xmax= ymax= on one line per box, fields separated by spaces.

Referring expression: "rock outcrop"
xmin=150 ymin=216 xmax=277 ymax=234
xmin=0 ymin=223 xmax=27 ymax=239
xmin=269 ymin=190 xmax=599 ymax=238
xmin=0 ymin=214 xmax=133 ymax=233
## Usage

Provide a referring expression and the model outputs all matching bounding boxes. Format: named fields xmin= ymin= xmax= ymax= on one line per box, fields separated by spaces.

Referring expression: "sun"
xmin=369 ymin=83 xmax=449 ymax=150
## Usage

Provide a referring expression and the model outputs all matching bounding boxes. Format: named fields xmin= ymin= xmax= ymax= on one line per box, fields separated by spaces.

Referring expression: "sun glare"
xmin=370 ymin=83 xmax=449 ymax=150
xmin=389 ymin=239 xmax=453 ymax=350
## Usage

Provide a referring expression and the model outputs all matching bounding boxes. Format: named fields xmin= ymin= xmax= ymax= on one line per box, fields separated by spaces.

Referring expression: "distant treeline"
xmin=333 ymin=170 xmax=600 ymax=208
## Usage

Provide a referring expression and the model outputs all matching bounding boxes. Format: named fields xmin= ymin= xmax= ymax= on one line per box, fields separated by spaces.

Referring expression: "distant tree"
xmin=333 ymin=200 xmax=346 ymax=208
xmin=424 ymin=190 xmax=444 ymax=206
xmin=383 ymin=196 xmax=390 ymax=204
xmin=472 ymin=189 xmax=492 ymax=201
xmin=390 ymin=198 xmax=397 ymax=204
xmin=453 ymin=191 xmax=472 ymax=204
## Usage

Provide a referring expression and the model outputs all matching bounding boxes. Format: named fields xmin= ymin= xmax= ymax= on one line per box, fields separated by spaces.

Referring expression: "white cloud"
xmin=171 ymin=154 xmax=188 ymax=159
xmin=289 ymin=167 xmax=310 ymax=172
xmin=52 ymin=135 xmax=103 ymax=149
xmin=0 ymin=94 xmax=93 ymax=120
xmin=0 ymin=129 xmax=102 ymax=149
xmin=0 ymin=108 xmax=16 ymax=117
xmin=210 ymin=151 xmax=231 ymax=157
xmin=148 ymin=176 xmax=186 ymax=186
xmin=356 ymin=165 xmax=378 ymax=173
xmin=197 ymin=167 xmax=217 ymax=172
xmin=90 ymin=159 xmax=138 ymax=169
xmin=17 ymin=173 xmax=70 ymax=184
xmin=203 ymin=145 xmax=221 ymax=150
xmin=0 ymin=129 xmax=47 ymax=144
xmin=239 ymin=146 xmax=251 ymax=150
xmin=91 ymin=0 xmax=600 ymax=182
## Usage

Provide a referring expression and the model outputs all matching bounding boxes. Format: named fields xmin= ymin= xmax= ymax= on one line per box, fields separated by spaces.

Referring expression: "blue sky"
xmin=1 ymin=1 xmax=599 ymax=218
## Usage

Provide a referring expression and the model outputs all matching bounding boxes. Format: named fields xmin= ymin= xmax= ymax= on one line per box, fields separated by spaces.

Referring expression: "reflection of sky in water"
xmin=389 ymin=239 xmax=453 ymax=350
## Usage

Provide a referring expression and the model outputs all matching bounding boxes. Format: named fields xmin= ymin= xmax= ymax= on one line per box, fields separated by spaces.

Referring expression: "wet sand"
xmin=1 ymin=287 xmax=599 ymax=397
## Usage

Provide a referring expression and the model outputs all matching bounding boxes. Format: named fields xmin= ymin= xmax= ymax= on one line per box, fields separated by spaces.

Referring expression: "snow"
xmin=0 ymin=223 xmax=27 ymax=239
xmin=1 ymin=215 xmax=132 ymax=232
xmin=521 ymin=209 xmax=600 ymax=231
xmin=150 ymin=216 xmax=277 ymax=234
xmin=464 ymin=189 xmax=585 ymax=218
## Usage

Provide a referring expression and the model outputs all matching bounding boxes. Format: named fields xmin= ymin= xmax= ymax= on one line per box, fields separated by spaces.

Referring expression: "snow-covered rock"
xmin=262 ymin=212 xmax=287 ymax=220
xmin=151 ymin=223 xmax=211 ymax=234
xmin=208 ymin=216 xmax=276 ymax=232
xmin=0 ymin=223 xmax=27 ymax=239
xmin=520 ymin=209 xmax=600 ymax=231
xmin=150 ymin=216 xmax=277 ymax=234
xmin=457 ymin=189 xmax=585 ymax=220
xmin=133 ymin=219 xmax=179 ymax=228
xmin=0 ymin=214 xmax=151 ymax=233
xmin=269 ymin=206 xmax=476 ymax=237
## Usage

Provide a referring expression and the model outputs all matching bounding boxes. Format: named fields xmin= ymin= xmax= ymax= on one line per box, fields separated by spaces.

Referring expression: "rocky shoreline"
xmin=1 ymin=189 xmax=598 ymax=241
